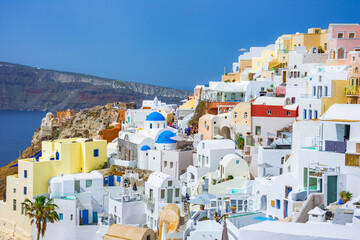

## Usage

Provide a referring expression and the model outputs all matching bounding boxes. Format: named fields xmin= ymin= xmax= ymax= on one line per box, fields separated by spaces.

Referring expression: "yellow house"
xmin=179 ymin=99 xmax=196 ymax=109
xmin=290 ymin=28 xmax=328 ymax=51
xmin=0 ymin=138 xmax=107 ymax=240
xmin=321 ymin=80 xmax=348 ymax=114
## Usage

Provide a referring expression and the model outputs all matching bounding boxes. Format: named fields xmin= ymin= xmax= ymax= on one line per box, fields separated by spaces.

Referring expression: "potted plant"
xmin=339 ymin=191 xmax=352 ymax=204
xmin=228 ymin=175 xmax=234 ymax=180
xmin=230 ymin=206 xmax=236 ymax=213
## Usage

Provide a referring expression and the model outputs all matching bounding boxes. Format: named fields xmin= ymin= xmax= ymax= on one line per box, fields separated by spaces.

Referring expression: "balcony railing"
xmin=345 ymin=85 xmax=359 ymax=96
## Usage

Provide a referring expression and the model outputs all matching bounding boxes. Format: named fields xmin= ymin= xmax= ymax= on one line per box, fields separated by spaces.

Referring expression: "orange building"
xmin=206 ymin=102 xmax=239 ymax=115
xmin=55 ymin=109 xmax=75 ymax=122
xmin=101 ymin=110 xmax=127 ymax=143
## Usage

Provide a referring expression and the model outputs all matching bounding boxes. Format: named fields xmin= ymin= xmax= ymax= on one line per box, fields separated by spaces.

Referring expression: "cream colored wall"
xmin=239 ymin=60 xmax=252 ymax=74
xmin=198 ymin=115 xmax=216 ymax=140
xmin=231 ymin=102 xmax=251 ymax=126
xmin=222 ymin=158 xmax=249 ymax=179
xmin=252 ymin=57 xmax=263 ymax=72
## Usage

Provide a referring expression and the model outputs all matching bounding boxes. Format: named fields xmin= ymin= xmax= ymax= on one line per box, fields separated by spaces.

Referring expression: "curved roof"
xmin=156 ymin=130 xmax=177 ymax=144
xmin=146 ymin=112 xmax=165 ymax=121
xmin=321 ymin=104 xmax=360 ymax=121
xmin=140 ymin=145 xmax=151 ymax=151
xmin=105 ymin=224 xmax=154 ymax=239
xmin=220 ymin=153 xmax=243 ymax=166
xmin=147 ymin=172 xmax=174 ymax=188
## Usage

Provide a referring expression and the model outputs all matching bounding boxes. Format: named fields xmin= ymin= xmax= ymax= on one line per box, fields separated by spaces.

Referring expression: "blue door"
xmin=108 ymin=175 xmax=114 ymax=186
xmin=82 ymin=210 xmax=89 ymax=225
xmin=104 ymin=177 xmax=108 ymax=186
xmin=93 ymin=212 xmax=98 ymax=223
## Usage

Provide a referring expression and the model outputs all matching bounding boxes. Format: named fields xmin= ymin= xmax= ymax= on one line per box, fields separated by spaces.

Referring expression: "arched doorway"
xmin=330 ymin=49 xmax=336 ymax=59
xmin=260 ymin=195 xmax=267 ymax=211
xmin=220 ymin=126 xmax=231 ymax=139
xmin=338 ymin=48 xmax=345 ymax=59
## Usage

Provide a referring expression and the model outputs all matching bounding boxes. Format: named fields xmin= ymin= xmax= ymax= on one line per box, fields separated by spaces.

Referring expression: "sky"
xmin=0 ymin=0 xmax=359 ymax=91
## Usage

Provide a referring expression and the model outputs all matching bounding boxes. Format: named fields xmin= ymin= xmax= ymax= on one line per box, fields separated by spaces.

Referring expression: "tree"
xmin=22 ymin=196 xmax=60 ymax=240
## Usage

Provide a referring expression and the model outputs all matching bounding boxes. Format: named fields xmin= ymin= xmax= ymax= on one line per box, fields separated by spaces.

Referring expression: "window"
xmin=114 ymin=206 xmax=117 ymax=213
xmin=234 ymin=112 xmax=237 ymax=118
xmin=309 ymin=110 xmax=312 ymax=120
xmin=314 ymin=110 xmax=318 ymax=119
xmin=13 ymin=199 xmax=16 ymax=211
xmin=161 ymin=189 xmax=165 ymax=198
xmin=313 ymin=86 xmax=316 ymax=96
xmin=231 ymin=93 xmax=235 ymax=100
xmin=13 ymin=188 xmax=16 ymax=193
xmin=24 ymin=187 xmax=27 ymax=195
xmin=267 ymin=110 xmax=272 ymax=115
xmin=324 ymin=43 xmax=327 ymax=51
xmin=277 ymin=131 xmax=282 ymax=138
xmin=170 ymin=162 xmax=173 ymax=168
xmin=303 ymin=109 xmax=307 ymax=119
xmin=291 ymin=97 xmax=295 ymax=104
xmin=157 ymin=124 xmax=159 ymax=128
xmin=175 ymin=188 xmax=180 ymax=197
xmin=164 ymin=161 xmax=167 ymax=168
xmin=70 ymin=214 xmax=73 ymax=221
xmin=349 ymin=32 xmax=355 ymax=38
xmin=337 ymin=32 xmax=344 ymax=38
xmin=281 ymin=157 xmax=284 ymax=165
xmin=256 ymin=126 xmax=261 ymax=135
xmin=236 ymin=160 xmax=239 ymax=164
xmin=315 ymin=29 xmax=319 ymax=34
xmin=261 ymin=87 xmax=265 ymax=91
xmin=206 ymin=156 xmax=209 ymax=164
xmin=319 ymin=75 xmax=322 ymax=82
xmin=24 ymin=170 xmax=27 ymax=178
xmin=21 ymin=204 xmax=25 ymax=215
xmin=202 ymin=142 xmax=205 ymax=149
xmin=305 ymin=72 xmax=307 ymax=77
xmin=276 ymin=199 xmax=281 ymax=209
xmin=59 ymin=213 xmax=63 ymax=220
xmin=280 ymin=168 xmax=283 ymax=175
xmin=286 ymin=111 xmax=291 ymax=116
xmin=56 ymin=151 xmax=59 ymax=160
xmin=352 ymin=55 xmax=356 ymax=62
xmin=86 ymin=180 xmax=92 ymax=188
xmin=150 ymin=123 xmax=152 ymax=129
xmin=244 ymin=112 xmax=248 ymax=119
xmin=168 ymin=181 xmax=172 ymax=187
xmin=325 ymin=86 xmax=328 ymax=96
xmin=93 ymin=149 xmax=99 ymax=157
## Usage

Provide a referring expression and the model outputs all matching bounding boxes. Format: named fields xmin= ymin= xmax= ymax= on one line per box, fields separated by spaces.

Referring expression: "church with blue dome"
xmin=145 ymin=112 xmax=166 ymax=129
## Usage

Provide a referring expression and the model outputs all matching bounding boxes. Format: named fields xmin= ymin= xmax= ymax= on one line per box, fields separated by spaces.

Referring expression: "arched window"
xmin=234 ymin=112 xmax=237 ymax=118
xmin=330 ymin=49 xmax=336 ymax=59
xmin=150 ymin=123 xmax=152 ymax=129
xmin=338 ymin=48 xmax=345 ymax=59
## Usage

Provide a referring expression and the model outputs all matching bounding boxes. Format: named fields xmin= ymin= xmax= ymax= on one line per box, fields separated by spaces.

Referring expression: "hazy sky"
xmin=0 ymin=0 xmax=359 ymax=90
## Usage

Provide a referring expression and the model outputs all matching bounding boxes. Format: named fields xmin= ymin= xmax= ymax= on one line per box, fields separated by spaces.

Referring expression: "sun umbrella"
xmin=188 ymin=196 xmax=212 ymax=205
xmin=195 ymin=193 xmax=216 ymax=201
xmin=257 ymin=163 xmax=273 ymax=168
xmin=237 ymin=48 xmax=247 ymax=52
xmin=132 ymin=182 xmax=137 ymax=191
xmin=221 ymin=221 xmax=229 ymax=240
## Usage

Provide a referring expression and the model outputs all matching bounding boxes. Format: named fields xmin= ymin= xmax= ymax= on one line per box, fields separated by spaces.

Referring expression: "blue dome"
xmin=146 ymin=112 xmax=165 ymax=121
xmin=140 ymin=145 xmax=151 ymax=151
xmin=156 ymin=131 xmax=177 ymax=144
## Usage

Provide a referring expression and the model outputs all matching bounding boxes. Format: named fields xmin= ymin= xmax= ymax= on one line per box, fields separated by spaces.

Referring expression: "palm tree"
xmin=22 ymin=196 xmax=60 ymax=240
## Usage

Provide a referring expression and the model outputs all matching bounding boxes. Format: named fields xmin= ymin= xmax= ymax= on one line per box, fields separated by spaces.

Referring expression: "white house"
xmin=144 ymin=172 xmax=183 ymax=230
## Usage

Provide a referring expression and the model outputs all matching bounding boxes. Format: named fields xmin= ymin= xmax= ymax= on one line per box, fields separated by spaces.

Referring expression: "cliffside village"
xmin=1 ymin=23 xmax=360 ymax=240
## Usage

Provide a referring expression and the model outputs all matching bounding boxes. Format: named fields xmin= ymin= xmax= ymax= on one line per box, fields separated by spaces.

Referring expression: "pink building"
xmin=327 ymin=24 xmax=360 ymax=64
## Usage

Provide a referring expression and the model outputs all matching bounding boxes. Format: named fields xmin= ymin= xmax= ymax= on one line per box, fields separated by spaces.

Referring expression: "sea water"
xmin=0 ymin=111 xmax=46 ymax=167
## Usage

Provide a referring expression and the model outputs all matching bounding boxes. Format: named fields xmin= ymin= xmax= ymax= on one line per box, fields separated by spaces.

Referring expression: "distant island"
xmin=0 ymin=62 xmax=191 ymax=111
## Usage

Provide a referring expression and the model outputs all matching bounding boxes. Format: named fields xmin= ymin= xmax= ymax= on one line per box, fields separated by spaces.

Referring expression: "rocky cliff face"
xmin=0 ymin=62 xmax=191 ymax=111
xmin=0 ymin=104 xmax=124 ymax=200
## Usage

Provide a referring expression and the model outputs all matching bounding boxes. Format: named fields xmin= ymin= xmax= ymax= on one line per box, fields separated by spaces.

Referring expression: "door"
xmin=282 ymin=71 xmax=286 ymax=83
xmin=327 ymin=176 xmax=338 ymax=205
xmin=82 ymin=210 xmax=89 ymax=225
xmin=108 ymin=175 xmax=114 ymax=186
xmin=93 ymin=212 xmax=98 ymax=223
xmin=167 ymin=189 xmax=173 ymax=203
xmin=75 ymin=180 xmax=80 ymax=193
xmin=284 ymin=200 xmax=288 ymax=218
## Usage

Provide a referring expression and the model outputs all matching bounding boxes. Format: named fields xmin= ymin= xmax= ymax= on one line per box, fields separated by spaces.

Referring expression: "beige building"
xmin=290 ymin=28 xmax=328 ymax=51
xmin=230 ymin=102 xmax=252 ymax=138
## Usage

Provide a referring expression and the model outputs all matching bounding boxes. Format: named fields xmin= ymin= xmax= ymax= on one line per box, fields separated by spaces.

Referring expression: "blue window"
xmin=94 ymin=149 xmax=99 ymax=157
xmin=24 ymin=187 xmax=27 ymax=195
xmin=150 ymin=123 xmax=152 ymax=129
xmin=303 ymin=109 xmax=307 ymax=120
xmin=24 ymin=170 xmax=27 ymax=178
xmin=314 ymin=110 xmax=318 ymax=119
xmin=236 ymin=160 xmax=239 ymax=164
xmin=59 ymin=213 xmax=63 ymax=220
xmin=276 ymin=199 xmax=281 ymax=209
xmin=309 ymin=110 xmax=312 ymax=120
xmin=56 ymin=152 xmax=59 ymax=160
xmin=117 ymin=176 xmax=121 ymax=182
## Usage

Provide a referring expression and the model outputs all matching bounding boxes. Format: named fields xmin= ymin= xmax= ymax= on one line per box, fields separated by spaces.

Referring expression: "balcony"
xmin=324 ymin=140 xmax=347 ymax=153
xmin=345 ymin=85 xmax=359 ymax=96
